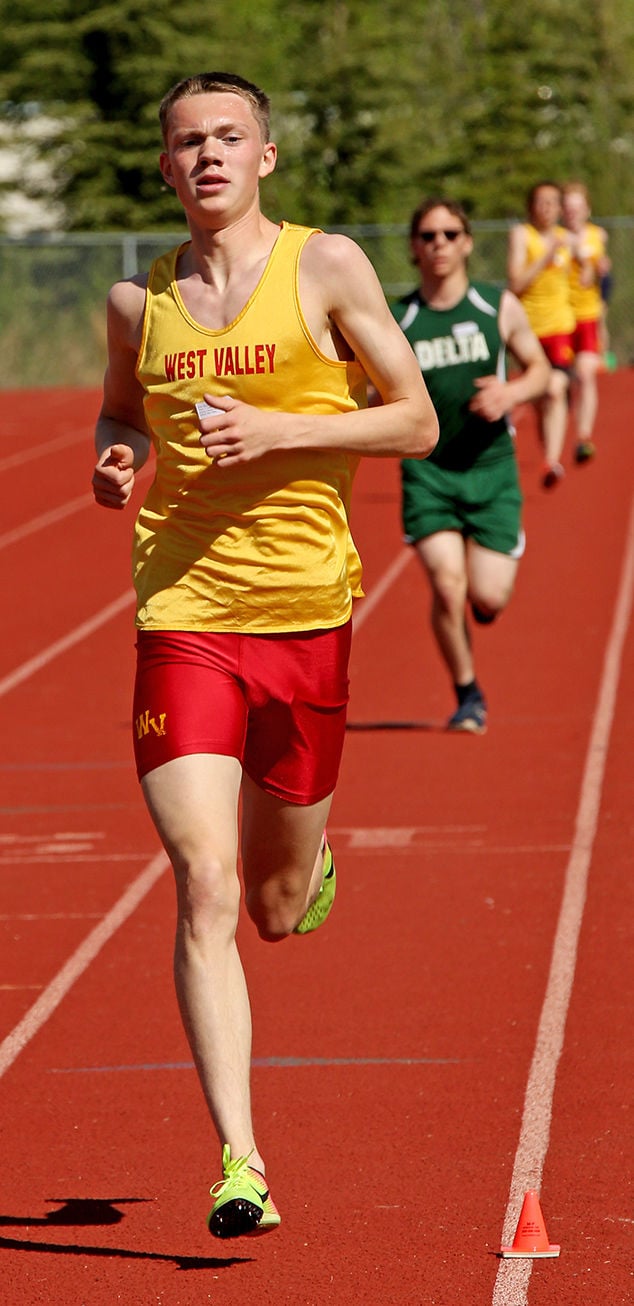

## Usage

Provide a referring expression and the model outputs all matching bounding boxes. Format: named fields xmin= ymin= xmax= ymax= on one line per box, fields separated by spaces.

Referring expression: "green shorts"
xmin=401 ymin=454 xmax=524 ymax=556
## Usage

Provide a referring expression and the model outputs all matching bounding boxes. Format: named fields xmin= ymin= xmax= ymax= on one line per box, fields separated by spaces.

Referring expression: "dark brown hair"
xmin=409 ymin=197 xmax=472 ymax=242
xmin=526 ymin=180 xmax=562 ymax=213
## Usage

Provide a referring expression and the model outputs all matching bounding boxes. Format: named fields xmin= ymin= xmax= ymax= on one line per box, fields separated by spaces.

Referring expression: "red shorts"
xmin=571 ymin=319 xmax=600 ymax=355
xmin=132 ymin=625 xmax=352 ymax=804
xmin=539 ymin=333 xmax=574 ymax=370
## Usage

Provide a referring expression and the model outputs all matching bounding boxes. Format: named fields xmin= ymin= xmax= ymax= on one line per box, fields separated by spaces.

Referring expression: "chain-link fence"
xmin=0 ymin=220 xmax=631 ymax=388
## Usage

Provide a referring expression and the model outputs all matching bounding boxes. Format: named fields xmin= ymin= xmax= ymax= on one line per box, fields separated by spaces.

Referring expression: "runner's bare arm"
xmin=500 ymin=291 xmax=552 ymax=407
xmin=507 ymin=223 xmax=571 ymax=296
xmin=93 ymin=279 xmax=152 ymax=509
xmin=468 ymin=292 xmax=551 ymax=422
xmin=198 ymin=235 xmax=438 ymax=465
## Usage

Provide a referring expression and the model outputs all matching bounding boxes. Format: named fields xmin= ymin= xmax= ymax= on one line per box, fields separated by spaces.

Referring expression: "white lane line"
xmin=0 ymin=850 xmax=169 ymax=1079
xmin=0 ymin=464 xmax=153 ymax=551
xmin=492 ymin=495 xmax=634 ymax=1305
xmin=0 ymin=591 xmax=135 ymax=699
xmin=0 ymin=494 xmax=94 ymax=550
xmin=0 ymin=548 xmax=411 ymax=1076
xmin=0 ymin=537 xmax=410 ymax=702
xmin=352 ymin=547 xmax=413 ymax=632
xmin=0 ymin=535 xmax=411 ymax=1073
xmin=0 ymin=428 xmax=91 ymax=474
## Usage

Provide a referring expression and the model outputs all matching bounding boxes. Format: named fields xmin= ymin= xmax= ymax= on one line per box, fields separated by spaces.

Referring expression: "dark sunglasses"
xmin=416 ymin=229 xmax=464 ymax=243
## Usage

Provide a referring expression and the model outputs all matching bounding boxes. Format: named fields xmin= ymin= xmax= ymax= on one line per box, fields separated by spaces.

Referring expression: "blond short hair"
xmin=159 ymin=72 xmax=271 ymax=144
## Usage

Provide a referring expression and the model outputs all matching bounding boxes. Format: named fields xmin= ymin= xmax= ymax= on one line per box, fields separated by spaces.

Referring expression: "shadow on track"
xmin=0 ymin=1200 xmax=252 ymax=1270
xmin=346 ymin=719 xmax=439 ymax=731
xmin=0 ymin=1233 xmax=249 ymax=1272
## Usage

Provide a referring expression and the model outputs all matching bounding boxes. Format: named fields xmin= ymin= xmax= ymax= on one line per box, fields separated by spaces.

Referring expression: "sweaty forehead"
xmin=166 ymin=91 xmax=259 ymax=137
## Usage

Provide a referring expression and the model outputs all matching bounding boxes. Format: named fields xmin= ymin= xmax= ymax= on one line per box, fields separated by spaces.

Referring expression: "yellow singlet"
xmin=517 ymin=224 xmax=575 ymax=338
xmin=133 ymin=222 xmax=366 ymax=633
xmin=568 ymin=223 xmax=606 ymax=324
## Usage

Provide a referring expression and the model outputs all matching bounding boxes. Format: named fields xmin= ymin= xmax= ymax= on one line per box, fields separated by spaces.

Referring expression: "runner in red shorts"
xmin=562 ymin=181 xmax=612 ymax=463
xmin=507 ymin=181 xmax=574 ymax=488
xmin=92 ymin=72 xmax=438 ymax=1240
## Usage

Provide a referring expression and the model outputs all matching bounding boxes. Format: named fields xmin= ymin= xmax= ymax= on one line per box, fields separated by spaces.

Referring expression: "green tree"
xmin=269 ymin=0 xmax=428 ymax=226
xmin=0 ymin=0 xmax=298 ymax=230
xmin=0 ymin=0 xmax=633 ymax=231
xmin=382 ymin=0 xmax=634 ymax=221
xmin=458 ymin=0 xmax=634 ymax=218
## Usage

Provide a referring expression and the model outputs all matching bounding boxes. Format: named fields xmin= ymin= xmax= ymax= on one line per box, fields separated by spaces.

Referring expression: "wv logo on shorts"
xmin=135 ymin=709 xmax=167 ymax=740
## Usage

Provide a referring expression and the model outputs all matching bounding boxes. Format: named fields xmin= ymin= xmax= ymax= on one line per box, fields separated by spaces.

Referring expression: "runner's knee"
xmin=430 ymin=569 xmax=467 ymax=616
xmin=245 ymin=875 xmax=307 ymax=942
xmin=174 ymin=851 xmax=241 ymax=940
xmin=469 ymin=580 xmax=513 ymax=618
xmin=547 ymin=369 xmax=569 ymax=400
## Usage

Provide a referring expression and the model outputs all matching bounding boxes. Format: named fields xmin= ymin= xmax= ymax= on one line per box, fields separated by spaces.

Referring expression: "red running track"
xmin=0 ymin=376 xmax=632 ymax=1305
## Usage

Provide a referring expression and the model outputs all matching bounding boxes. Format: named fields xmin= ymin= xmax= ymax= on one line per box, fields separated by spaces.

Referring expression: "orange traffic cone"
xmin=500 ymin=1190 xmax=561 ymax=1258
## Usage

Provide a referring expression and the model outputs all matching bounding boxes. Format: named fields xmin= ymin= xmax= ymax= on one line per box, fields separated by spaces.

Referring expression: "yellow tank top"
xmin=517 ymin=224 xmax=575 ymax=337
xmin=133 ymin=222 xmax=365 ymax=633
xmin=568 ymin=223 xmax=605 ymax=323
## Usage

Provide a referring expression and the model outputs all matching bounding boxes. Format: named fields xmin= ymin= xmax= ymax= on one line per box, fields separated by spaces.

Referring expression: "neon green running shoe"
xmin=207 ymin=1145 xmax=281 ymax=1239
xmin=294 ymin=839 xmax=336 ymax=934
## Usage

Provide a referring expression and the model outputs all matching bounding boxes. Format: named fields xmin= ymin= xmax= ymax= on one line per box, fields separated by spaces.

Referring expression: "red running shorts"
xmin=571 ymin=318 xmax=600 ymax=355
xmin=132 ymin=624 xmax=352 ymax=805
xmin=538 ymin=332 xmax=574 ymax=370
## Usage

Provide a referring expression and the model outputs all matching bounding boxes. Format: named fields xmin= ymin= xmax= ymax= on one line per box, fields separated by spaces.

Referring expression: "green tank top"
xmin=393 ymin=281 xmax=515 ymax=471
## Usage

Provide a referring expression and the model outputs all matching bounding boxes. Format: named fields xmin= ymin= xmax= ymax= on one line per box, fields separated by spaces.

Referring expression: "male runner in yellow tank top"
xmin=92 ymin=71 xmax=438 ymax=1240
xmin=507 ymin=181 xmax=574 ymax=488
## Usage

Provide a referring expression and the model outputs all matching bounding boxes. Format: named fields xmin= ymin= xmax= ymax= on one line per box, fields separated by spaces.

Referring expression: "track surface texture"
xmin=0 ymin=375 xmax=632 ymax=1305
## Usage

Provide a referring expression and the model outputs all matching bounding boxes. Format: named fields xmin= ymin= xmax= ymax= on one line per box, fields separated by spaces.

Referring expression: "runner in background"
xmin=394 ymin=198 xmax=550 ymax=734
xmin=507 ymin=181 xmax=574 ymax=488
xmin=562 ymin=181 xmax=612 ymax=463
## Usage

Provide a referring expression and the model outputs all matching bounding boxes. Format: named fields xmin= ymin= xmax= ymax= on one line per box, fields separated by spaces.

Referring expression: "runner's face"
xmin=530 ymin=186 xmax=561 ymax=230
xmin=160 ymin=92 xmax=276 ymax=225
xmin=562 ymin=191 xmax=589 ymax=231
xmin=411 ymin=206 xmax=473 ymax=278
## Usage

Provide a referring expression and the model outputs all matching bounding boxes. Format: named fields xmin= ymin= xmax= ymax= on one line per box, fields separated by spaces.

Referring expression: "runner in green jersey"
xmin=394 ymin=199 xmax=550 ymax=733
